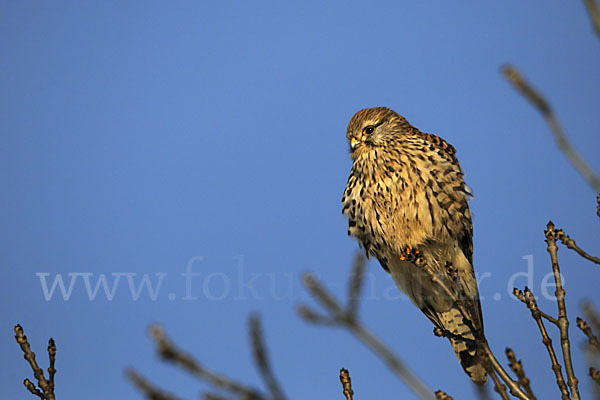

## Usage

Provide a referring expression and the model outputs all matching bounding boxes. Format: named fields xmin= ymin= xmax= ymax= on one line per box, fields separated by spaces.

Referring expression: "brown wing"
xmin=415 ymin=129 xmax=483 ymax=331
xmin=414 ymin=130 xmax=459 ymax=165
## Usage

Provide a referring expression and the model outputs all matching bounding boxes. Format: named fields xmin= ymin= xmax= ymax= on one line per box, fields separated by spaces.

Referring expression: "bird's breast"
xmin=342 ymin=151 xmax=433 ymax=257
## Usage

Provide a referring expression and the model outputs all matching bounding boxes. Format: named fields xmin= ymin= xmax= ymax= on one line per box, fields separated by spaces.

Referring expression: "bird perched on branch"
xmin=341 ymin=107 xmax=487 ymax=385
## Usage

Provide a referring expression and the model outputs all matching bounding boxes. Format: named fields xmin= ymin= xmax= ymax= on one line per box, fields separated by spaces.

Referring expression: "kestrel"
xmin=341 ymin=107 xmax=486 ymax=385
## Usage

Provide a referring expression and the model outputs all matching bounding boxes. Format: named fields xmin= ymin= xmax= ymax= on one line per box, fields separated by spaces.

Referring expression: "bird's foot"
xmin=399 ymin=246 xmax=426 ymax=266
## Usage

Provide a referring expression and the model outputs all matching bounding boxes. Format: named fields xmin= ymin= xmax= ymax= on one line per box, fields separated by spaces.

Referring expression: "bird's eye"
xmin=363 ymin=126 xmax=375 ymax=135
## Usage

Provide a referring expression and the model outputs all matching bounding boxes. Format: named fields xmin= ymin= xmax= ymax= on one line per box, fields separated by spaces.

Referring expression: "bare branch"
xmin=23 ymin=379 xmax=44 ymax=399
xmin=480 ymin=343 xmax=529 ymax=400
xmin=296 ymin=305 xmax=338 ymax=326
xmin=488 ymin=368 xmax=510 ymax=400
xmin=584 ymin=0 xmax=600 ymax=38
xmin=249 ymin=314 xmax=287 ymax=400
xmin=546 ymin=221 xmax=581 ymax=400
xmin=538 ymin=310 xmax=559 ymax=326
xmin=347 ymin=253 xmax=366 ymax=319
xmin=501 ymin=65 xmax=551 ymax=113
xmin=47 ymin=339 xmax=56 ymax=395
xmin=421 ymin=265 xmax=529 ymax=400
xmin=301 ymin=253 xmax=531 ymax=400
xmin=577 ymin=317 xmax=600 ymax=351
xmin=126 ymin=368 xmax=183 ymax=400
xmin=301 ymin=273 xmax=346 ymax=317
xmin=203 ymin=393 xmax=236 ymax=400
xmin=350 ymin=322 xmax=436 ymax=400
xmin=513 ymin=288 xmax=559 ymax=326
xmin=513 ymin=287 xmax=570 ymax=399
xmin=579 ymin=303 xmax=599 ymax=399
xmin=582 ymin=302 xmax=600 ymax=334
xmin=339 ymin=368 xmax=354 ymax=400
xmin=14 ymin=325 xmax=55 ymax=400
xmin=299 ymin=264 xmax=435 ymax=400
xmin=505 ymin=348 xmax=536 ymax=399
xmin=148 ymin=324 xmax=265 ymax=399
xmin=555 ymin=229 xmax=600 ymax=264
xmin=501 ymin=65 xmax=600 ymax=193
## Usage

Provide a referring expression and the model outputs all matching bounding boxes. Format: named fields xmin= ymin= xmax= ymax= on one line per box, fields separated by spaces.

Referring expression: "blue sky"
xmin=1 ymin=1 xmax=600 ymax=399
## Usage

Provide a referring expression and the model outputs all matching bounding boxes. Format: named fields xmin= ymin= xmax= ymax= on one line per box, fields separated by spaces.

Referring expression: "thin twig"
xmin=582 ymin=302 xmax=600 ymax=334
xmin=249 ymin=314 xmax=287 ymax=400
xmin=347 ymin=253 xmax=366 ymax=319
xmin=148 ymin=324 xmax=265 ymax=400
xmin=301 ymin=273 xmax=346 ymax=317
xmin=584 ymin=0 xmax=600 ymax=38
xmin=47 ymin=338 xmax=56 ymax=395
xmin=577 ymin=317 xmax=600 ymax=351
xmin=351 ymin=322 xmax=435 ymax=400
xmin=296 ymin=305 xmax=339 ymax=326
xmin=501 ymin=65 xmax=600 ymax=193
xmin=126 ymin=368 xmax=183 ymax=400
xmin=585 ymin=353 xmax=600 ymax=400
xmin=203 ymin=393 xmax=236 ymax=400
xmin=513 ymin=290 xmax=558 ymax=324
xmin=14 ymin=325 xmax=55 ymax=400
xmin=580 ymin=302 xmax=600 ymax=399
xmin=422 ymin=266 xmax=529 ymax=400
xmin=538 ymin=310 xmax=560 ymax=325
xmin=513 ymin=287 xmax=570 ymax=400
xmin=480 ymin=344 xmax=529 ymax=400
xmin=300 ymin=253 xmax=531 ymax=400
xmin=339 ymin=368 xmax=354 ymax=400
xmin=547 ymin=221 xmax=581 ymax=400
xmin=488 ymin=368 xmax=510 ymax=400
xmin=555 ymin=229 xmax=600 ymax=264
xmin=23 ymin=379 xmax=44 ymax=399
xmin=506 ymin=348 xmax=536 ymax=399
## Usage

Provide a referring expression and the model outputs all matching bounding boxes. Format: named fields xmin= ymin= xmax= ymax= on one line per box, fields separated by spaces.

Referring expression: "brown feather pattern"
xmin=341 ymin=107 xmax=487 ymax=384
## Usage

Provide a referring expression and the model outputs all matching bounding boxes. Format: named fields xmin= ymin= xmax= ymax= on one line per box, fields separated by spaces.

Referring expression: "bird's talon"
xmin=398 ymin=247 xmax=425 ymax=265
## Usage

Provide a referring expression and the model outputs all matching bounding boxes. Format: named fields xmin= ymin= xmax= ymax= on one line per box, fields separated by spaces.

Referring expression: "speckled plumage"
xmin=341 ymin=107 xmax=487 ymax=384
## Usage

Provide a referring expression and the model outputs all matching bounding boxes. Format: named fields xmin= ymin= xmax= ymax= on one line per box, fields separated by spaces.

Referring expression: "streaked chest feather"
xmin=342 ymin=142 xmax=470 ymax=260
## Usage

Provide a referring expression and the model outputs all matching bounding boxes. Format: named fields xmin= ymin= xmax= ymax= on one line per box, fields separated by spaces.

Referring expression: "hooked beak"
xmin=350 ymin=137 xmax=361 ymax=150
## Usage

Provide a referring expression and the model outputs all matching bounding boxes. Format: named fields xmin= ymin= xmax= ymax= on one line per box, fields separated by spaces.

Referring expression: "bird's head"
xmin=346 ymin=107 xmax=413 ymax=156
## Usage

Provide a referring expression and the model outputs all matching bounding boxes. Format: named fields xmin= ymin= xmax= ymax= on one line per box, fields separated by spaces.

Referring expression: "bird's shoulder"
xmin=409 ymin=128 xmax=459 ymax=166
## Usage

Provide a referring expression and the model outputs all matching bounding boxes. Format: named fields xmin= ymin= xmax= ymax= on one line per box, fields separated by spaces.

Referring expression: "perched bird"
xmin=341 ymin=107 xmax=487 ymax=385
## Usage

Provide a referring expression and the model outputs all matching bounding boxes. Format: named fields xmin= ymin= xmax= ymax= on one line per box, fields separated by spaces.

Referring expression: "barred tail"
xmin=440 ymin=307 xmax=487 ymax=385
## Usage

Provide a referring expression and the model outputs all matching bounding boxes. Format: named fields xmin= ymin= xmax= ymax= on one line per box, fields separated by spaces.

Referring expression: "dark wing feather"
xmin=416 ymin=129 xmax=484 ymax=331
xmin=414 ymin=130 xmax=459 ymax=165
